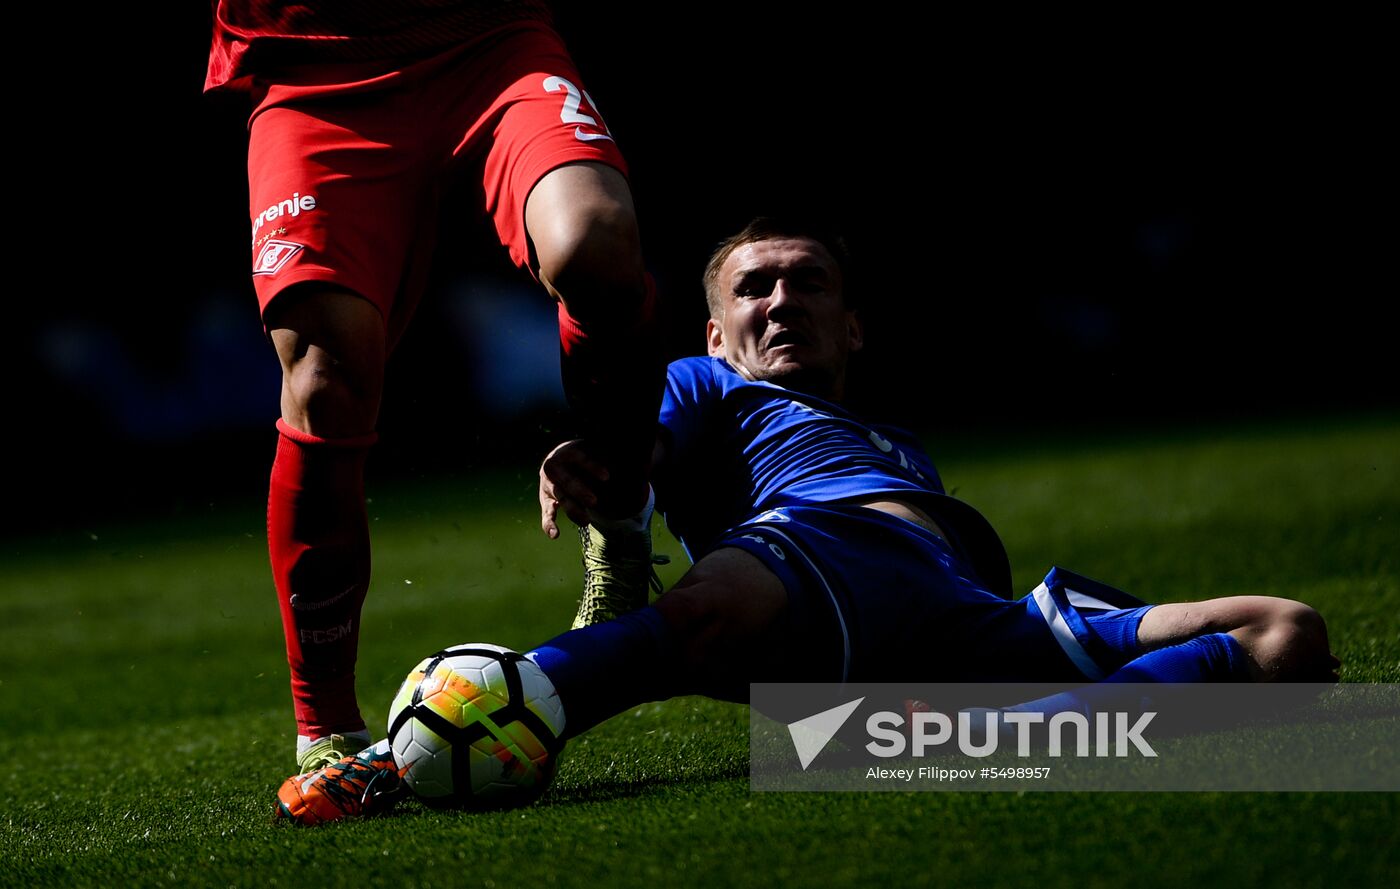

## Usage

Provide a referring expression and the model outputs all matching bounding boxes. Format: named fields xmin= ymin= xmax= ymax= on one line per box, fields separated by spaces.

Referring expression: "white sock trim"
xmin=586 ymin=485 xmax=655 ymax=534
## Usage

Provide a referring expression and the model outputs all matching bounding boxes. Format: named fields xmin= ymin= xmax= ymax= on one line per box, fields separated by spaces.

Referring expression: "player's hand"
xmin=539 ymin=439 xmax=610 ymax=539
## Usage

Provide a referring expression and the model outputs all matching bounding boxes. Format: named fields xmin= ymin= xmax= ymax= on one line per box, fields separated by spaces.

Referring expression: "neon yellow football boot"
xmin=571 ymin=488 xmax=667 ymax=628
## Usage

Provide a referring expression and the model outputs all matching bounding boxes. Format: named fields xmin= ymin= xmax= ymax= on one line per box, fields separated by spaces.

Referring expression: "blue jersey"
xmin=656 ymin=357 xmax=945 ymax=560
xmin=649 ymin=358 xmax=1142 ymax=683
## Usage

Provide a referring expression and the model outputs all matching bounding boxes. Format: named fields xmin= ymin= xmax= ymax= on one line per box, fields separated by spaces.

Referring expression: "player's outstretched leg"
xmin=266 ymin=287 xmax=386 ymax=770
xmin=1135 ymin=595 xmax=1337 ymax=682
xmin=527 ymin=547 xmax=791 ymax=737
xmin=270 ymin=547 xmax=797 ymax=822
xmin=998 ymin=594 xmax=1337 ymax=725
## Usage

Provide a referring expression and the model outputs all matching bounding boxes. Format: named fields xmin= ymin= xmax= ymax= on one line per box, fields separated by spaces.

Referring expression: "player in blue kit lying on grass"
xmin=276 ymin=217 xmax=1338 ymax=823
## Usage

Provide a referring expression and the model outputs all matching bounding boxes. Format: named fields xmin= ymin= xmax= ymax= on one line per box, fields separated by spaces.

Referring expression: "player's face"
xmin=707 ymin=237 xmax=863 ymax=400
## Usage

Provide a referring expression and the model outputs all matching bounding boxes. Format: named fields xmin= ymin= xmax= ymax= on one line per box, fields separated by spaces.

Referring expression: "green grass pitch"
xmin=3 ymin=415 xmax=1397 ymax=887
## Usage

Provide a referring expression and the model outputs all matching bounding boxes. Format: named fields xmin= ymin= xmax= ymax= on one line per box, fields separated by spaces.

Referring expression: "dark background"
xmin=14 ymin=5 xmax=1392 ymax=535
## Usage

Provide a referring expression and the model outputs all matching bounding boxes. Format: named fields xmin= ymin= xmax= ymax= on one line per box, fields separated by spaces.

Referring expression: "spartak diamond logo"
xmin=253 ymin=239 xmax=305 ymax=276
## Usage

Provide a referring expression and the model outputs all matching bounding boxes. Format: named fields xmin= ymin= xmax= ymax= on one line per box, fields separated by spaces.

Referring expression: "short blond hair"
xmin=702 ymin=217 xmax=851 ymax=318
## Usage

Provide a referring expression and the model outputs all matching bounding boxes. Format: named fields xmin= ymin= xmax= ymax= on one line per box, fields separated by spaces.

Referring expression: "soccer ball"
xmin=386 ymin=643 xmax=566 ymax=808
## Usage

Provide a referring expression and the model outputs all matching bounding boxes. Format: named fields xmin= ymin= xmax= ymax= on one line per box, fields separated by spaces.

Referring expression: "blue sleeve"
xmin=657 ymin=358 xmax=718 ymax=459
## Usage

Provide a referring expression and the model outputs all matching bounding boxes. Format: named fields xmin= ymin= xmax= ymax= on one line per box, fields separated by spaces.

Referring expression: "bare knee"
xmin=281 ymin=353 xmax=379 ymax=436
xmin=655 ymin=582 xmax=760 ymax=674
xmin=1141 ymin=596 xmax=1337 ymax=682
xmin=653 ymin=549 xmax=788 ymax=685
xmin=267 ymin=288 xmax=386 ymax=438
xmin=1233 ymin=600 xmax=1335 ymax=682
xmin=654 ymin=582 xmax=724 ymax=652
xmin=526 ymin=163 xmax=644 ymax=323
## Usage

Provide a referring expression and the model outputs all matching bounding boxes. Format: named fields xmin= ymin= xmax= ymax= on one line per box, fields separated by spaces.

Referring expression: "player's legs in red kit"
xmin=266 ymin=174 xmax=655 ymax=767
xmin=264 ymin=289 xmax=385 ymax=765
xmin=254 ymin=28 xmax=661 ymax=771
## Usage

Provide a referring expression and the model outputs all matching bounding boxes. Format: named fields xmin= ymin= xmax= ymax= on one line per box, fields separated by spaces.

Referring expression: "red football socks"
xmin=267 ymin=419 xmax=377 ymax=738
xmin=556 ymin=274 xmax=664 ymax=516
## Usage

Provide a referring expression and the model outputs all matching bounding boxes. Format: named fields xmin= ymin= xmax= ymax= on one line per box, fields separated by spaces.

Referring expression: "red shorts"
xmin=245 ymin=21 xmax=628 ymax=328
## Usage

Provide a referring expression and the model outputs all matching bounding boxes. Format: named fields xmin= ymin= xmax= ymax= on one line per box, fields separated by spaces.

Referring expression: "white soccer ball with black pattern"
xmin=386 ymin=643 xmax=566 ymax=808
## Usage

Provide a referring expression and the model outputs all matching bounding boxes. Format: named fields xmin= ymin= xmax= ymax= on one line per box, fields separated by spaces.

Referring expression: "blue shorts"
xmin=716 ymin=504 xmax=1152 ymax=683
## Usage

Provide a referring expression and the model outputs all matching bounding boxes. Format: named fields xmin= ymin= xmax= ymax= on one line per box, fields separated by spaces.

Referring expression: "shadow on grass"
xmin=364 ymin=768 xmax=750 ymax=826
xmin=542 ymin=760 xmax=751 ymax=807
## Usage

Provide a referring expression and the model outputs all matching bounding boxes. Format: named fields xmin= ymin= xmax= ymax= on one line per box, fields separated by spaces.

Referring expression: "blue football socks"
xmin=527 ymin=605 xmax=679 ymax=739
xmin=1004 ymin=631 xmax=1252 ymax=719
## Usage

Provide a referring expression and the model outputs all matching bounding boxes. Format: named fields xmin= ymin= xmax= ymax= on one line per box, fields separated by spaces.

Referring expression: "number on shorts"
xmin=543 ymin=75 xmax=613 ymax=138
